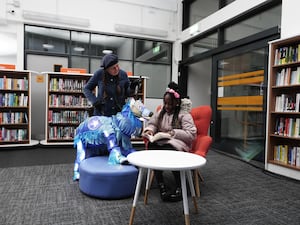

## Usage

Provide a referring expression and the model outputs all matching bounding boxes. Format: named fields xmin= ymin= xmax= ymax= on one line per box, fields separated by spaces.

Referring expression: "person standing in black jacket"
xmin=84 ymin=53 xmax=138 ymax=116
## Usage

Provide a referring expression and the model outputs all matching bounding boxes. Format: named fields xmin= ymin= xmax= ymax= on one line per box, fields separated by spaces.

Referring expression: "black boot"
xmin=167 ymin=187 xmax=182 ymax=202
xmin=158 ymin=183 xmax=169 ymax=201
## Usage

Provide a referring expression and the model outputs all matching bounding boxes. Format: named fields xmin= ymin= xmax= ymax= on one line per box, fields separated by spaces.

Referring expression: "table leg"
xmin=144 ymin=168 xmax=151 ymax=204
xmin=129 ymin=167 xmax=144 ymax=225
xmin=194 ymin=169 xmax=200 ymax=198
xmin=180 ymin=170 xmax=190 ymax=225
xmin=187 ymin=170 xmax=198 ymax=213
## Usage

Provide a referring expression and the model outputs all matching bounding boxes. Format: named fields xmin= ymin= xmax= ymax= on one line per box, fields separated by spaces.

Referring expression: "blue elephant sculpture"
xmin=73 ymin=97 xmax=152 ymax=180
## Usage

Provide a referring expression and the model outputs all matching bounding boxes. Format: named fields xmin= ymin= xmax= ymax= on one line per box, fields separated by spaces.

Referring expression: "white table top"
xmin=127 ymin=150 xmax=206 ymax=171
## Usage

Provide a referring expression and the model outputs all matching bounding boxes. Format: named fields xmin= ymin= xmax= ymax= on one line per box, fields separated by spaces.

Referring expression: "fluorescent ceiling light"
xmin=115 ymin=24 xmax=168 ymax=37
xmin=23 ymin=10 xmax=90 ymax=27
xmin=42 ymin=44 xmax=54 ymax=49
xmin=102 ymin=49 xmax=113 ymax=54
xmin=73 ymin=47 xmax=85 ymax=52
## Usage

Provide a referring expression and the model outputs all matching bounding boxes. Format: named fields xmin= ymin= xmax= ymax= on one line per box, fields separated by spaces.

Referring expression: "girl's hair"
xmin=157 ymin=82 xmax=182 ymax=130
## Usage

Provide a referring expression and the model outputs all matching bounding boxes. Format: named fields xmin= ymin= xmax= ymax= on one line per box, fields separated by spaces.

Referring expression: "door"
xmin=211 ymin=41 xmax=269 ymax=162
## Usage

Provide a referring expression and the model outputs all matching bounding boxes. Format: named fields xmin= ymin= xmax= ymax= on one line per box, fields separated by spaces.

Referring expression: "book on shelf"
xmin=274 ymin=116 xmax=300 ymax=137
xmin=275 ymin=67 xmax=300 ymax=86
xmin=273 ymin=145 xmax=299 ymax=165
xmin=274 ymin=94 xmax=299 ymax=112
xmin=275 ymin=46 xmax=300 ymax=65
xmin=142 ymin=132 xmax=172 ymax=143
xmin=296 ymin=147 xmax=300 ymax=167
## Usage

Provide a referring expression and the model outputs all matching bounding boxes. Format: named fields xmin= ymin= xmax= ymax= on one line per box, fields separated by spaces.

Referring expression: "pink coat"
xmin=144 ymin=109 xmax=197 ymax=152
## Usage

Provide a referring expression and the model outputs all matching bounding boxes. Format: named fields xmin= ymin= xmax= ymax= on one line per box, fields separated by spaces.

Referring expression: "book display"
xmin=0 ymin=69 xmax=37 ymax=146
xmin=41 ymin=73 xmax=147 ymax=145
xmin=266 ymin=35 xmax=300 ymax=180
xmin=42 ymin=72 xmax=93 ymax=145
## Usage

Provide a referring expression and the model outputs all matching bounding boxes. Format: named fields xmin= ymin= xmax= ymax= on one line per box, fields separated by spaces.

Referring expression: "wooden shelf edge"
xmin=267 ymin=160 xmax=300 ymax=171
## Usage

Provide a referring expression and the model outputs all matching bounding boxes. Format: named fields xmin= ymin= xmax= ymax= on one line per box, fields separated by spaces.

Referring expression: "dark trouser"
xmin=147 ymin=142 xmax=181 ymax=187
xmin=155 ymin=170 xmax=181 ymax=187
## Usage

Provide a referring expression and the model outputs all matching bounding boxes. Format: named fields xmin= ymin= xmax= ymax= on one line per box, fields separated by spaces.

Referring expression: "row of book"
xmin=274 ymin=117 xmax=300 ymax=137
xmin=274 ymin=93 xmax=300 ymax=112
xmin=0 ymin=93 xmax=28 ymax=107
xmin=48 ymin=126 xmax=75 ymax=139
xmin=49 ymin=94 xmax=91 ymax=107
xmin=274 ymin=44 xmax=300 ymax=65
xmin=48 ymin=110 xmax=89 ymax=124
xmin=0 ymin=76 xmax=28 ymax=91
xmin=273 ymin=145 xmax=300 ymax=167
xmin=275 ymin=67 xmax=300 ymax=86
xmin=0 ymin=112 xmax=28 ymax=124
xmin=49 ymin=78 xmax=87 ymax=92
xmin=0 ymin=128 xmax=28 ymax=141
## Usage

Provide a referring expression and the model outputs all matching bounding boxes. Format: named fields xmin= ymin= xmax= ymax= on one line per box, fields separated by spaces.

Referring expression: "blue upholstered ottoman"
xmin=79 ymin=156 xmax=138 ymax=199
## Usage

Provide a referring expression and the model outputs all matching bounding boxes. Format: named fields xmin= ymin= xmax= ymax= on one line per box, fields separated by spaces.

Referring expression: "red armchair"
xmin=143 ymin=104 xmax=212 ymax=198
xmin=190 ymin=105 xmax=212 ymax=197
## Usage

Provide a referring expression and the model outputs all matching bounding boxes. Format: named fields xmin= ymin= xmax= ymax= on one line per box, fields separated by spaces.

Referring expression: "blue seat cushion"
xmin=79 ymin=156 xmax=138 ymax=199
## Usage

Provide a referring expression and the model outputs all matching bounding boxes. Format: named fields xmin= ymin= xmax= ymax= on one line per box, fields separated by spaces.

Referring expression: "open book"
xmin=142 ymin=132 xmax=172 ymax=143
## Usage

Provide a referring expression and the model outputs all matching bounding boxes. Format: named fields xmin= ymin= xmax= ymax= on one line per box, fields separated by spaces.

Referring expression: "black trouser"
xmin=155 ymin=170 xmax=181 ymax=187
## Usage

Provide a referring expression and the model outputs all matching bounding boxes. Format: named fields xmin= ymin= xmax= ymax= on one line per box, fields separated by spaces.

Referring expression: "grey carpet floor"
xmin=0 ymin=149 xmax=299 ymax=225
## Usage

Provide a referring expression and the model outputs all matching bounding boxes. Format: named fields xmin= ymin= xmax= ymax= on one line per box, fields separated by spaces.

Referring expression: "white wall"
xmin=280 ymin=0 xmax=300 ymax=39
xmin=0 ymin=0 xmax=180 ymax=77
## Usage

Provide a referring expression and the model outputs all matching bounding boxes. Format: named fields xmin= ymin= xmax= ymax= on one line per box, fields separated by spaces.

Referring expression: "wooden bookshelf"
xmin=42 ymin=72 xmax=93 ymax=145
xmin=41 ymin=73 xmax=147 ymax=145
xmin=0 ymin=69 xmax=38 ymax=147
xmin=128 ymin=76 xmax=148 ymax=142
xmin=266 ymin=35 xmax=300 ymax=180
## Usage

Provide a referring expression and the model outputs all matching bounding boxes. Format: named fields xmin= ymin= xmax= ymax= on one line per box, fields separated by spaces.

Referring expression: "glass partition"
xmin=216 ymin=48 xmax=267 ymax=161
xmin=224 ymin=5 xmax=282 ymax=44
xmin=25 ymin=25 xmax=70 ymax=54
xmin=134 ymin=40 xmax=171 ymax=64
xmin=71 ymin=31 xmax=90 ymax=55
xmin=24 ymin=25 xmax=172 ymax=99
xmin=134 ymin=62 xmax=171 ymax=98
xmin=90 ymin=34 xmax=133 ymax=59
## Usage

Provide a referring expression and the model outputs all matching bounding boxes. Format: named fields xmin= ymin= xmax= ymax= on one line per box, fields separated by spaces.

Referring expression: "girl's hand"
xmin=168 ymin=130 xmax=175 ymax=136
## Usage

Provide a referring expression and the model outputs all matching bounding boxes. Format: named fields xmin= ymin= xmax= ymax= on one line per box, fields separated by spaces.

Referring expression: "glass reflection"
xmin=135 ymin=40 xmax=171 ymax=63
xmin=71 ymin=31 xmax=89 ymax=55
xmin=90 ymin=34 xmax=133 ymax=59
xmin=25 ymin=25 xmax=70 ymax=54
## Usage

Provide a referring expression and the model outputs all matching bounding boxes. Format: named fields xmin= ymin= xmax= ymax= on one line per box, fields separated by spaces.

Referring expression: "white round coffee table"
xmin=127 ymin=150 xmax=207 ymax=225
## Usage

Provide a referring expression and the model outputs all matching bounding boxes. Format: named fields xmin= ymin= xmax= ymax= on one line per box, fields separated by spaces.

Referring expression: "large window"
xmin=183 ymin=3 xmax=281 ymax=60
xmin=134 ymin=39 xmax=172 ymax=98
xmin=224 ymin=5 xmax=282 ymax=44
xmin=24 ymin=26 xmax=70 ymax=54
xmin=24 ymin=25 xmax=172 ymax=98
xmin=186 ymin=32 xmax=218 ymax=57
xmin=180 ymin=1 xmax=282 ymax=163
xmin=182 ymin=0 xmax=235 ymax=29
